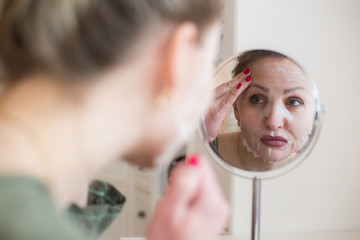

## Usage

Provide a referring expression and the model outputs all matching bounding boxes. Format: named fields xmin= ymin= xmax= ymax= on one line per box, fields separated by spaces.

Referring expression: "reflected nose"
xmin=264 ymin=104 xmax=288 ymax=130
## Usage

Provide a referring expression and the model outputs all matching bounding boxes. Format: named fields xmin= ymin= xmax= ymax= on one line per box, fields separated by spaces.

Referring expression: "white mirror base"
xmin=120 ymin=230 xmax=360 ymax=240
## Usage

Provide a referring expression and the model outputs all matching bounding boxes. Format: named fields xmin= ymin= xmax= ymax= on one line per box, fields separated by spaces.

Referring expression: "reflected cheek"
xmin=288 ymin=119 xmax=312 ymax=148
xmin=238 ymin=109 xmax=263 ymax=129
xmin=239 ymin=113 xmax=262 ymax=140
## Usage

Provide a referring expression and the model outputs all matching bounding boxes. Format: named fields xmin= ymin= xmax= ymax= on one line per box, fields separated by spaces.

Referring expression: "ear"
xmin=233 ymin=100 xmax=241 ymax=124
xmin=163 ymin=22 xmax=199 ymax=95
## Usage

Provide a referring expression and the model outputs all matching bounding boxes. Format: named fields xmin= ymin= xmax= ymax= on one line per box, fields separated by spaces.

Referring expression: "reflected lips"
xmin=260 ymin=135 xmax=288 ymax=147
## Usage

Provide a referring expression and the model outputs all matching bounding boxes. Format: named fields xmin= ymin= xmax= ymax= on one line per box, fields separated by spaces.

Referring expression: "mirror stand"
xmin=251 ymin=177 xmax=261 ymax=240
xmin=201 ymin=49 xmax=323 ymax=240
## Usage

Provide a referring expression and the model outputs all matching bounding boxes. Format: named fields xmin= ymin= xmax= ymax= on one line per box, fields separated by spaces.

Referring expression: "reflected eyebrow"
xmin=249 ymin=84 xmax=269 ymax=93
xmin=283 ymin=87 xmax=305 ymax=94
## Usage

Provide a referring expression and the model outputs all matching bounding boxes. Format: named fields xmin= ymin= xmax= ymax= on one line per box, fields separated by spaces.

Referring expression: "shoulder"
xmin=216 ymin=132 xmax=244 ymax=168
xmin=0 ymin=177 xmax=89 ymax=240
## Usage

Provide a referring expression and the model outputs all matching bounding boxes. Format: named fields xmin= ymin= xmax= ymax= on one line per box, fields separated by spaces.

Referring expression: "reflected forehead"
xmin=248 ymin=84 xmax=306 ymax=94
xmin=251 ymin=57 xmax=303 ymax=73
xmin=249 ymin=58 xmax=312 ymax=92
xmin=251 ymin=58 xmax=306 ymax=80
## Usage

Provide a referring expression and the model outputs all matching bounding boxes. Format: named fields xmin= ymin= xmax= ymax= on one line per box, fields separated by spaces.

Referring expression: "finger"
xmin=184 ymin=156 xmax=229 ymax=235
xmin=148 ymin=155 xmax=229 ymax=240
xmin=217 ymin=74 xmax=253 ymax=111
xmin=214 ymin=67 xmax=251 ymax=99
xmin=187 ymin=155 xmax=226 ymax=210
xmin=157 ymin=155 xmax=204 ymax=225
xmin=167 ymin=155 xmax=228 ymax=225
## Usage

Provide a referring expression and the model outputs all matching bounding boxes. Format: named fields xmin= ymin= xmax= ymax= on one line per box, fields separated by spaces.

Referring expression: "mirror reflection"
xmin=204 ymin=50 xmax=318 ymax=171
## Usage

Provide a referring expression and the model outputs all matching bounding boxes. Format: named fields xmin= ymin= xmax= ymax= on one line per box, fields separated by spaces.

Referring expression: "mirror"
xmin=201 ymin=49 xmax=322 ymax=179
xmin=200 ymin=49 xmax=323 ymax=240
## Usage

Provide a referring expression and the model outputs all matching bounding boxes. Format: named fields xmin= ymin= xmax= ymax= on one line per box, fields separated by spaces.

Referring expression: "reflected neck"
xmin=217 ymin=132 xmax=295 ymax=172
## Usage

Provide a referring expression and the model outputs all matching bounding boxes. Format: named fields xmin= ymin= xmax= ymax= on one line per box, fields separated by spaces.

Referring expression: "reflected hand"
xmin=147 ymin=155 xmax=229 ymax=240
xmin=204 ymin=68 xmax=252 ymax=141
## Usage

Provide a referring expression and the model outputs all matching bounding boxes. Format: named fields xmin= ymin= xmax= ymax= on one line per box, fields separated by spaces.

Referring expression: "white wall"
xmin=191 ymin=0 xmax=360 ymax=236
xmin=230 ymin=0 xmax=360 ymax=235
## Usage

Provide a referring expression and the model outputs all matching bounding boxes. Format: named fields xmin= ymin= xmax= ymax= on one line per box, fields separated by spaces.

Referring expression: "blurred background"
xmin=190 ymin=0 xmax=360 ymax=235
xmin=99 ymin=0 xmax=360 ymax=238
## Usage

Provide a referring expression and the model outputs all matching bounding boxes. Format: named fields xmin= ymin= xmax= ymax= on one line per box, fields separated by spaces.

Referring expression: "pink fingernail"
xmin=188 ymin=156 xmax=199 ymax=166
xmin=237 ymin=82 xmax=242 ymax=89
xmin=243 ymin=68 xmax=251 ymax=74
xmin=245 ymin=76 xmax=252 ymax=82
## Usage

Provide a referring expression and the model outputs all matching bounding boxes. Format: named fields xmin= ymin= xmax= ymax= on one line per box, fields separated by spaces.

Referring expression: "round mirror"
xmin=200 ymin=49 xmax=323 ymax=180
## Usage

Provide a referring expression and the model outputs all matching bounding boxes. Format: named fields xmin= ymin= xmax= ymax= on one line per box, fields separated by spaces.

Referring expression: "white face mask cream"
xmin=235 ymin=58 xmax=315 ymax=164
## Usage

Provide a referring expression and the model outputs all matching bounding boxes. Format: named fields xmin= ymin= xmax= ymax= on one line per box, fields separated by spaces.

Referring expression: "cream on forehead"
xmin=250 ymin=60 xmax=314 ymax=96
xmin=275 ymin=66 xmax=303 ymax=74
xmin=252 ymin=61 xmax=304 ymax=75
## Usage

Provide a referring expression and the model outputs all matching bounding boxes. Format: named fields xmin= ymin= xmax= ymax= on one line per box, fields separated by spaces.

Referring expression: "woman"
xmin=0 ymin=1 xmax=228 ymax=239
xmin=205 ymin=50 xmax=316 ymax=171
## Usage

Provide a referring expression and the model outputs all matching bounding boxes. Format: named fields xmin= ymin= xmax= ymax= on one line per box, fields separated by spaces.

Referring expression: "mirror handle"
xmin=251 ymin=177 xmax=261 ymax=240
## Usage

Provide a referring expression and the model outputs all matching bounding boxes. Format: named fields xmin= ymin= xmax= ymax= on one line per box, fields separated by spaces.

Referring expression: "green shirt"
xmin=0 ymin=177 xmax=126 ymax=240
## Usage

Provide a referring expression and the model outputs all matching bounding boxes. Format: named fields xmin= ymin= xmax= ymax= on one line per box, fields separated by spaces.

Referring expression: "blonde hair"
xmin=0 ymin=0 xmax=221 ymax=83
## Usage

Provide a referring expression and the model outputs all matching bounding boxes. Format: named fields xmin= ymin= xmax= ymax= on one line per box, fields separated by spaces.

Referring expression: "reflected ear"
xmin=233 ymin=100 xmax=241 ymax=124
xmin=163 ymin=22 xmax=199 ymax=93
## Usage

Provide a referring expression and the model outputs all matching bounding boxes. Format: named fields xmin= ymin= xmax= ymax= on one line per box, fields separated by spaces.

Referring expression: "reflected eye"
xmin=250 ymin=95 xmax=266 ymax=104
xmin=287 ymin=97 xmax=303 ymax=106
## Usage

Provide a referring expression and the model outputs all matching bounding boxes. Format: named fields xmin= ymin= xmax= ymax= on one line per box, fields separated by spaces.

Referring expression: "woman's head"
xmin=232 ymin=50 xmax=316 ymax=162
xmin=0 ymin=0 xmax=221 ymax=82
xmin=0 ymin=0 xmax=222 ymax=168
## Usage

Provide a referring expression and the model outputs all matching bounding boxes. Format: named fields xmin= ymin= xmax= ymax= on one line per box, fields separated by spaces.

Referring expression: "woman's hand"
xmin=147 ymin=155 xmax=229 ymax=240
xmin=204 ymin=68 xmax=252 ymax=142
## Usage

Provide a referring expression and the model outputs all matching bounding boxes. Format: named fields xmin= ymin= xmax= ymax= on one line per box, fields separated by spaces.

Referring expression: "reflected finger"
xmin=214 ymin=67 xmax=251 ymax=98
xmin=217 ymin=74 xmax=253 ymax=110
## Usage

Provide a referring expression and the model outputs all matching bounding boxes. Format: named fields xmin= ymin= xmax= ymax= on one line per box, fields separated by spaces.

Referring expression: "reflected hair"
xmin=0 ymin=0 xmax=221 ymax=84
xmin=232 ymin=49 xmax=288 ymax=78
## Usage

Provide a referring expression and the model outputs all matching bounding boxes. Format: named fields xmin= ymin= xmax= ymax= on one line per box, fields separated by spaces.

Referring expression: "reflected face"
xmin=234 ymin=57 xmax=316 ymax=162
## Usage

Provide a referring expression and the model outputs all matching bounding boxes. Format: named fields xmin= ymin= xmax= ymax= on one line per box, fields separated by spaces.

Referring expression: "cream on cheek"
xmin=237 ymin=96 xmax=297 ymax=162
xmin=153 ymin=79 xmax=209 ymax=168
xmin=284 ymin=90 xmax=316 ymax=149
xmin=178 ymin=24 xmax=219 ymax=124
xmin=154 ymin=31 xmax=217 ymax=167
xmin=153 ymin=96 xmax=202 ymax=168
xmin=240 ymin=104 xmax=314 ymax=163
xmin=237 ymin=59 xmax=315 ymax=162
xmin=289 ymin=108 xmax=315 ymax=150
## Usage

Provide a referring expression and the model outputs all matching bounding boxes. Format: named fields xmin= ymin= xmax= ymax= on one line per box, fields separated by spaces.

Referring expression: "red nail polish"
xmin=188 ymin=156 xmax=199 ymax=166
xmin=243 ymin=68 xmax=251 ymax=74
xmin=245 ymin=76 xmax=252 ymax=82
xmin=237 ymin=82 xmax=242 ymax=89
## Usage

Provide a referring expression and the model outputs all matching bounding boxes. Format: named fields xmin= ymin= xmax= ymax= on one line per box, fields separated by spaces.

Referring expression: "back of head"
xmin=0 ymin=0 xmax=221 ymax=85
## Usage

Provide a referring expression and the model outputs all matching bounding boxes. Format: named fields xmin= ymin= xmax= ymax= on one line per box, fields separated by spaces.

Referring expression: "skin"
xmin=230 ymin=57 xmax=316 ymax=170
xmin=0 ymin=21 xmax=228 ymax=240
xmin=204 ymin=67 xmax=253 ymax=142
